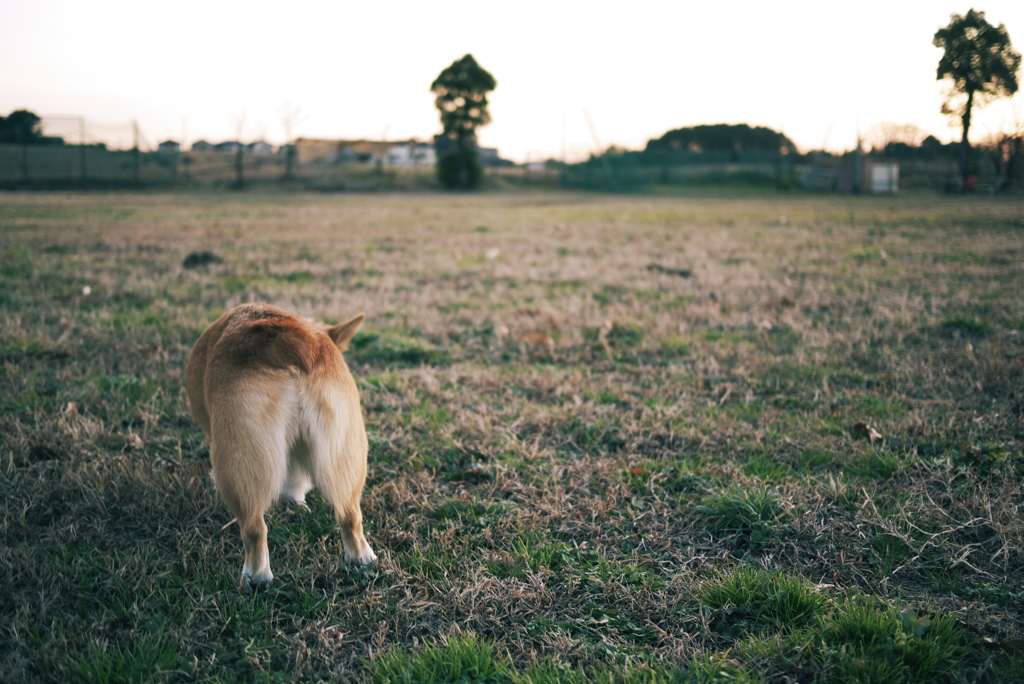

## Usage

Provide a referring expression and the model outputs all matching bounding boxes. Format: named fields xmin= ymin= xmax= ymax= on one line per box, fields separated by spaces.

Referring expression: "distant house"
xmin=433 ymin=135 xmax=509 ymax=167
xmin=869 ymin=162 xmax=899 ymax=194
xmin=412 ymin=143 xmax=437 ymax=167
xmin=295 ymin=138 xmax=429 ymax=166
xmin=190 ymin=140 xmax=213 ymax=151
xmin=295 ymin=138 xmax=342 ymax=165
xmin=341 ymin=140 xmax=393 ymax=163
xmin=388 ymin=141 xmax=436 ymax=167
xmin=247 ymin=141 xmax=273 ymax=155
xmin=835 ymin=155 xmax=899 ymax=194
xmin=215 ymin=141 xmax=242 ymax=153
xmin=477 ymin=147 xmax=500 ymax=167
xmin=157 ymin=140 xmax=181 ymax=153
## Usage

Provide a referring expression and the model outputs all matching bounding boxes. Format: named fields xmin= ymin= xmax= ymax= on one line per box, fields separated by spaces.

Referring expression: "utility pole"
xmin=584 ymin=109 xmax=616 ymax=191
xmin=560 ymin=107 xmax=567 ymax=187
xmin=233 ymin=115 xmax=245 ymax=189
xmin=79 ymin=117 xmax=87 ymax=184
xmin=132 ymin=119 xmax=141 ymax=185
xmin=278 ymin=103 xmax=306 ymax=181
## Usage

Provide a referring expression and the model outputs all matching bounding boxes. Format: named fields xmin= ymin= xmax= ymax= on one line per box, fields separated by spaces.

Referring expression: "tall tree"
xmin=0 ymin=110 xmax=44 ymax=144
xmin=431 ymin=54 xmax=496 ymax=189
xmin=934 ymin=9 xmax=1021 ymax=180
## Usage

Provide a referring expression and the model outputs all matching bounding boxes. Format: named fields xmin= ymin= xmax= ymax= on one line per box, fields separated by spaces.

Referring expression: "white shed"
xmin=870 ymin=163 xmax=899 ymax=194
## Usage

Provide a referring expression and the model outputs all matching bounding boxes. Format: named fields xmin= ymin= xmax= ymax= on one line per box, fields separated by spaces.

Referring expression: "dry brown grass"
xmin=1 ymin=190 xmax=1023 ymax=681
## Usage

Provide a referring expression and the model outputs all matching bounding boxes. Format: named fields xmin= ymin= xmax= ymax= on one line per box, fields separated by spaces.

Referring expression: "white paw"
xmin=241 ymin=564 xmax=273 ymax=589
xmin=284 ymin=495 xmax=310 ymax=511
xmin=344 ymin=544 xmax=377 ymax=566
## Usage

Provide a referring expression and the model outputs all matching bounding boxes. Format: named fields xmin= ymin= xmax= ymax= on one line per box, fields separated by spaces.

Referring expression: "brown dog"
xmin=186 ymin=303 xmax=376 ymax=587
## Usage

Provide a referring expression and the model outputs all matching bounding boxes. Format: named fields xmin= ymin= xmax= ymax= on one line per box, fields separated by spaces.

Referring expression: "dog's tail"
xmin=220 ymin=317 xmax=334 ymax=375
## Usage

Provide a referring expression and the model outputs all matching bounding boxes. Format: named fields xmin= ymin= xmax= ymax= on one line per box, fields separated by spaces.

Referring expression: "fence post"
xmin=234 ymin=144 xmax=244 ymax=189
xmin=284 ymin=144 xmax=296 ymax=180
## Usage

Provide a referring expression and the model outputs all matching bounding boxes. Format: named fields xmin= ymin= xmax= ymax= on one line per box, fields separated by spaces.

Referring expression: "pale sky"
xmin=1 ymin=0 xmax=1022 ymax=162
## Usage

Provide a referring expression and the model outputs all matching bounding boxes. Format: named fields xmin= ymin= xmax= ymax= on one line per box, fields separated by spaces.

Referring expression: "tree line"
xmin=5 ymin=12 xmax=1020 ymax=191
xmin=0 ymin=110 xmax=64 ymax=145
xmin=434 ymin=8 xmax=1019 ymax=189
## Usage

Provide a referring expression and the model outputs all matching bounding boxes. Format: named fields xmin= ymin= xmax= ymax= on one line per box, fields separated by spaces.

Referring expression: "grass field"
xmin=1 ymin=190 xmax=1023 ymax=682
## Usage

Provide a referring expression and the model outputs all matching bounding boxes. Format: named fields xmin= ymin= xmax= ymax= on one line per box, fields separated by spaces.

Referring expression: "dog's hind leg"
xmin=334 ymin=494 xmax=377 ymax=565
xmin=210 ymin=412 xmax=289 ymax=589
xmin=310 ymin=430 xmax=376 ymax=566
xmin=317 ymin=467 xmax=376 ymax=565
xmin=238 ymin=512 xmax=272 ymax=588
xmin=216 ymin=473 xmax=276 ymax=588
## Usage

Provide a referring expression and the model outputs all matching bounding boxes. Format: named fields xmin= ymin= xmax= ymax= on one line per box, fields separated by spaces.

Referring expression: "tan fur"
xmin=186 ymin=303 xmax=376 ymax=588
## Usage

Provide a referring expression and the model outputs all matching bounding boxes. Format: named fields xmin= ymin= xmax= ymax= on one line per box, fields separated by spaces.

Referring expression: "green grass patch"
xmin=216 ymin=274 xmax=252 ymax=294
xmin=350 ymin=329 xmax=450 ymax=367
xmin=605 ymin=321 xmax=644 ymax=348
xmin=73 ymin=635 xmax=189 ymax=683
xmin=112 ymin=309 xmax=165 ymax=330
xmin=489 ymin=532 xmax=572 ymax=578
xmin=757 ymin=361 xmax=826 ymax=394
xmin=658 ymin=333 xmax=691 ymax=359
xmin=0 ymin=335 xmax=50 ymax=358
xmin=696 ymin=486 xmax=791 ymax=550
xmin=703 ymin=571 xmax=974 ymax=683
xmin=427 ymin=497 xmax=516 ymax=535
xmin=850 ymin=246 xmax=885 ymax=263
xmin=937 ymin=314 xmax=992 ymax=338
xmin=559 ymin=415 xmax=627 ymax=454
xmin=846 ymin=448 xmax=901 ymax=480
xmin=700 ymin=329 xmax=749 ymax=344
xmin=804 ymin=598 xmax=971 ymax=682
xmin=741 ymin=456 xmax=792 ymax=482
xmin=273 ymin=269 xmax=316 ymax=283
xmin=856 ymin=395 xmax=904 ymax=420
xmin=371 ymin=634 xmax=759 ymax=684
xmin=592 ymin=284 xmax=630 ymax=306
xmin=371 ymin=633 xmax=510 ymax=684
xmin=871 ymin=534 xmax=913 ymax=577
xmin=701 ymin=566 xmax=830 ymax=632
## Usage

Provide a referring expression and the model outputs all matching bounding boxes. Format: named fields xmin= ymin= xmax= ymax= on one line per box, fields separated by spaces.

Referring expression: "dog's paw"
xmin=355 ymin=546 xmax=377 ymax=565
xmin=343 ymin=544 xmax=378 ymax=566
xmin=241 ymin=566 xmax=274 ymax=590
xmin=241 ymin=575 xmax=273 ymax=591
xmin=283 ymin=497 xmax=311 ymax=512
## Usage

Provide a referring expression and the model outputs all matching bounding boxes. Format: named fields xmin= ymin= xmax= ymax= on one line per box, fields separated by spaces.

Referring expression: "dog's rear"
xmin=186 ymin=303 xmax=376 ymax=587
